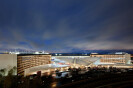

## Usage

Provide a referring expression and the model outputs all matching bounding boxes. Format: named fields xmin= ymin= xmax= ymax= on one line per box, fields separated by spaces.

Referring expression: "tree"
xmin=12 ymin=66 xmax=17 ymax=75
xmin=0 ymin=68 xmax=6 ymax=76
xmin=7 ymin=66 xmax=17 ymax=76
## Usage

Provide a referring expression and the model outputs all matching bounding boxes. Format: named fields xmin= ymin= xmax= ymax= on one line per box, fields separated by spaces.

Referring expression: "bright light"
xmin=55 ymin=54 xmax=58 ymax=56
xmin=35 ymin=51 xmax=39 ymax=54
xmin=59 ymin=54 xmax=62 ymax=55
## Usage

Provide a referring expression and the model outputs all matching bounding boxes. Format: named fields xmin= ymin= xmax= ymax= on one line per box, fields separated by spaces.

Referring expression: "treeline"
xmin=0 ymin=67 xmax=18 ymax=88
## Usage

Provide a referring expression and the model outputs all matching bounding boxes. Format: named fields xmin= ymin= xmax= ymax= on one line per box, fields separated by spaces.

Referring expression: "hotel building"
xmin=17 ymin=54 xmax=51 ymax=75
xmin=0 ymin=53 xmax=51 ymax=76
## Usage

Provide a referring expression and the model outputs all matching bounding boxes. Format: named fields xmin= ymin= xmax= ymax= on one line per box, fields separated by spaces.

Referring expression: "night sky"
xmin=0 ymin=0 xmax=133 ymax=52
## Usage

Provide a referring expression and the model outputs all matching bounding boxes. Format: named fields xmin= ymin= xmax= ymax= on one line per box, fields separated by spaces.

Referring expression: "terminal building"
xmin=52 ymin=56 xmax=99 ymax=67
xmin=52 ymin=52 xmax=132 ymax=68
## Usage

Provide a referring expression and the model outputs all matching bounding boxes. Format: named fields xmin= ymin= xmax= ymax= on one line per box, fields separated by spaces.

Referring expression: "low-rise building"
xmin=90 ymin=53 xmax=131 ymax=65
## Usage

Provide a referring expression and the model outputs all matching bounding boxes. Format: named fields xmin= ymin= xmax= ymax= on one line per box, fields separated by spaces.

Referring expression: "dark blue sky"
xmin=0 ymin=0 xmax=133 ymax=52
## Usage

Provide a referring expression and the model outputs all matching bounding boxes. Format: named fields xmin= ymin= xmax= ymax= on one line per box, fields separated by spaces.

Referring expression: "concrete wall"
xmin=125 ymin=54 xmax=131 ymax=64
xmin=0 ymin=54 xmax=17 ymax=75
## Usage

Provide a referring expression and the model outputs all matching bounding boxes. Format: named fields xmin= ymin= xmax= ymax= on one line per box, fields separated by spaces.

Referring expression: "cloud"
xmin=0 ymin=0 xmax=133 ymax=52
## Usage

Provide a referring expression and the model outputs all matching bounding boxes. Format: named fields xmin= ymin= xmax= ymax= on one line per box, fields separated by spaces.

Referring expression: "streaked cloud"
xmin=0 ymin=0 xmax=133 ymax=52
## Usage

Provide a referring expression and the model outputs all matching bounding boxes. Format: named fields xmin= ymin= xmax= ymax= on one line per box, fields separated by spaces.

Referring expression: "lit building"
xmin=0 ymin=53 xmax=51 ymax=76
xmin=90 ymin=53 xmax=131 ymax=65
xmin=0 ymin=52 xmax=132 ymax=76
xmin=52 ymin=53 xmax=132 ymax=68
xmin=17 ymin=54 xmax=51 ymax=75
xmin=131 ymin=54 xmax=133 ymax=64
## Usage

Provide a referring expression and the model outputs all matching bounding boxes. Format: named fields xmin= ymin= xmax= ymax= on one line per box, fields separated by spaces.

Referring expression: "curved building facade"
xmin=17 ymin=54 xmax=51 ymax=75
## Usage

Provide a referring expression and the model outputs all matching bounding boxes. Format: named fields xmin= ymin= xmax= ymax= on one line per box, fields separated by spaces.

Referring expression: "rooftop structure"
xmin=52 ymin=56 xmax=100 ymax=67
